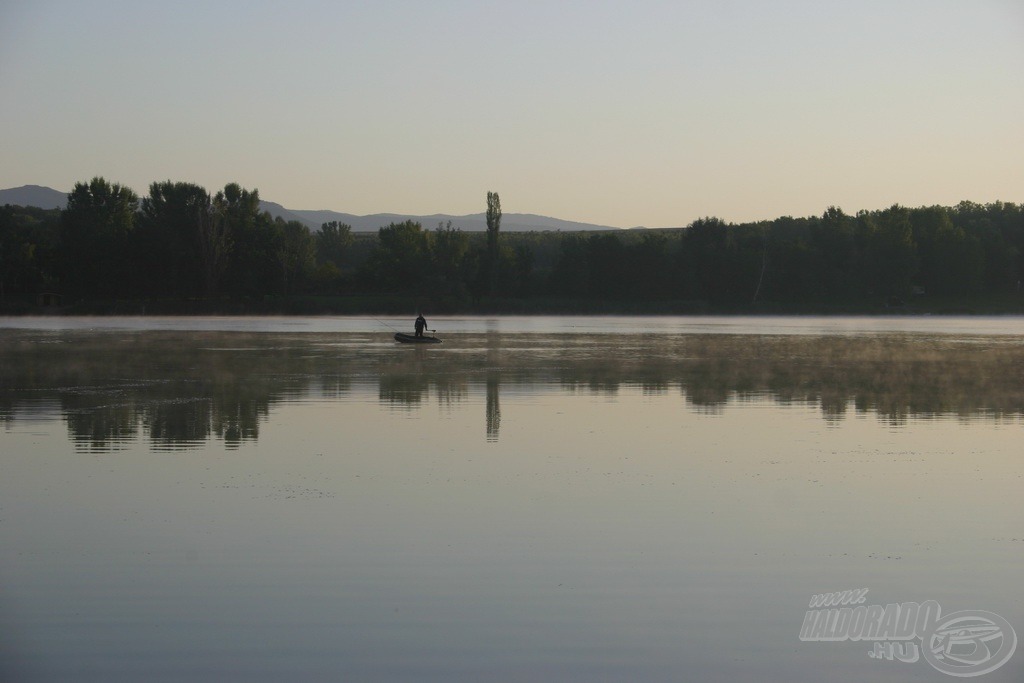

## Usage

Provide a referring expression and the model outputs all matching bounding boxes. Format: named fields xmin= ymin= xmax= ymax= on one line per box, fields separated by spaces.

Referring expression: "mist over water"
xmin=2 ymin=317 xmax=1022 ymax=682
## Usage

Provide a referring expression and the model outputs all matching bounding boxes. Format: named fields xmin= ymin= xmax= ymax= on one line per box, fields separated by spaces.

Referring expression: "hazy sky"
xmin=1 ymin=1 xmax=1022 ymax=228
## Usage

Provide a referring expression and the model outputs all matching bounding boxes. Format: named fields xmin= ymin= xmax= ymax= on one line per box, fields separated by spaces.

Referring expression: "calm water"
xmin=2 ymin=316 xmax=1023 ymax=682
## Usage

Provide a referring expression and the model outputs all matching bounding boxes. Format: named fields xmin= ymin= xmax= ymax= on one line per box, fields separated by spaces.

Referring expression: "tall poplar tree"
xmin=486 ymin=191 xmax=501 ymax=294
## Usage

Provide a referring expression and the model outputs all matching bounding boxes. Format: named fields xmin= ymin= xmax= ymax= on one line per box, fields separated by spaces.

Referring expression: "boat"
xmin=394 ymin=332 xmax=442 ymax=344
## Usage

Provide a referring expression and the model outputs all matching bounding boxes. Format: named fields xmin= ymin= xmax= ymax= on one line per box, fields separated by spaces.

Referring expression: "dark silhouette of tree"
xmin=628 ymin=232 xmax=673 ymax=297
xmin=760 ymin=217 xmax=822 ymax=303
xmin=812 ymin=207 xmax=859 ymax=300
xmin=486 ymin=191 xmax=501 ymax=294
xmin=61 ymin=177 xmax=138 ymax=297
xmin=0 ymin=205 xmax=60 ymax=297
xmin=137 ymin=181 xmax=210 ymax=296
xmin=278 ymin=220 xmax=316 ymax=294
xmin=218 ymin=184 xmax=275 ymax=296
xmin=548 ymin=235 xmax=589 ymax=296
xmin=432 ymin=220 xmax=471 ymax=295
xmin=316 ymin=221 xmax=353 ymax=268
xmin=679 ymin=217 xmax=731 ymax=302
xmin=312 ymin=221 xmax=354 ymax=293
xmin=585 ymin=233 xmax=626 ymax=298
xmin=861 ymin=205 xmax=919 ymax=299
xmin=953 ymin=201 xmax=1022 ymax=293
xmin=909 ymin=206 xmax=983 ymax=296
xmin=360 ymin=220 xmax=432 ymax=291
xmin=197 ymin=195 xmax=231 ymax=296
xmin=4 ymin=178 xmax=1019 ymax=312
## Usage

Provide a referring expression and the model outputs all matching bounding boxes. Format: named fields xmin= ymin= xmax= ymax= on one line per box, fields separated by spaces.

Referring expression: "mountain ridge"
xmin=0 ymin=185 xmax=68 ymax=210
xmin=276 ymin=205 xmax=625 ymax=232
xmin=0 ymin=185 xmax=628 ymax=232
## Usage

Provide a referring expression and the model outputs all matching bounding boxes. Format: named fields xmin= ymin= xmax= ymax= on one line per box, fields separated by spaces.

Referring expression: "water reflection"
xmin=486 ymin=372 xmax=501 ymax=442
xmin=2 ymin=330 xmax=1022 ymax=450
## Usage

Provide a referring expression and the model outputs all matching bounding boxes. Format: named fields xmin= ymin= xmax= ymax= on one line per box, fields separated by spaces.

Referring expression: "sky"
xmin=1 ymin=0 xmax=1022 ymax=228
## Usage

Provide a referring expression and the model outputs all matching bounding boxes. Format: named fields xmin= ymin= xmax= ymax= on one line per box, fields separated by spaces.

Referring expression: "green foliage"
xmin=279 ymin=220 xmax=316 ymax=294
xmin=218 ymin=185 xmax=275 ymax=296
xmin=61 ymin=177 xmax=138 ymax=297
xmin=316 ymin=221 xmax=353 ymax=268
xmin=485 ymin=191 xmax=501 ymax=294
xmin=431 ymin=220 xmax=472 ymax=296
xmin=137 ymin=180 xmax=210 ymax=297
xmin=680 ymin=217 xmax=733 ymax=302
xmin=862 ymin=205 xmax=919 ymax=297
xmin=360 ymin=220 xmax=433 ymax=291
xmin=0 ymin=205 xmax=60 ymax=296
xmin=910 ymin=206 xmax=983 ymax=296
xmin=3 ymin=179 xmax=1020 ymax=311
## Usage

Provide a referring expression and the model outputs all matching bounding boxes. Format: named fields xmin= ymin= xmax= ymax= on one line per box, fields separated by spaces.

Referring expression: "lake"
xmin=2 ymin=316 xmax=1022 ymax=682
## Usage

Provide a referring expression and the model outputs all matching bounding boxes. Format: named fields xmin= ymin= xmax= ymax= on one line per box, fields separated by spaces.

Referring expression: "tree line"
xmin=2 ymin=176 xmax=1022 ymax=310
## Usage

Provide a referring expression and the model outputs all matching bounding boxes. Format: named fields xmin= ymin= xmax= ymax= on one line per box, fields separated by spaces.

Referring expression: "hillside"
xmin=0 ymin=184 xmax=622 ymax=232
xmin=0 ymin=185 xmax=67 ymax=210
xmin=268 ymin=206 xmax=623 ymax=232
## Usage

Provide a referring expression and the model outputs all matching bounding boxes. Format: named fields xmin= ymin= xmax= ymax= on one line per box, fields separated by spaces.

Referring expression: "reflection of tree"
xmin=378 ymin=348 xmax=468 ymax=409
xmin=486 ymin=373 xmax=500 ymax=442
xmin=63 ymin=392 xmax=138 ymax=450
xmin=544 ymin=333 xmax=1024 ymax=423
xmin=485 ymin=329 xmax=501 ymax=442
xmin=2 ymin=330 xmax=1024 ymax=451
xmin=145 ymin=398 xmax=210 ymax=448
xmin=819 ymin=392 xmax=849 ymax=424
xmin=379 ymin=373 xmax=429 ymax=407
xmin=0 ymin=332 xmax=309 ymax=450
xmin=211 ymin=394 xmax=269 ymax=449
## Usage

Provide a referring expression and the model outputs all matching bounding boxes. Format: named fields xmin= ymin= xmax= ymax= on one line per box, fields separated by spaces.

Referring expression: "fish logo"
xmin=921 ymin=610 xmax=1017 ymax=677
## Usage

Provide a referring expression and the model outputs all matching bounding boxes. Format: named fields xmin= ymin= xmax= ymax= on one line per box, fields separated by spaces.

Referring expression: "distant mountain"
xmin=0 ymin=185 xmax=67 ymax=210
xmin=260 ymin=204 xmax=620 ymax=233
xmin=1 ymin=185 xmax=621 ymax=232
xmin=258 ymin=201 xmax=319 ymax=229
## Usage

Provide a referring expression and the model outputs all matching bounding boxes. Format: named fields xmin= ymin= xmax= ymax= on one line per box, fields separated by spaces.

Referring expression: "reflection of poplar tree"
xmin=486 ymin=191 xmax=501 ymax=294
xmin=486 ymin=372 xmax=501 ymax=442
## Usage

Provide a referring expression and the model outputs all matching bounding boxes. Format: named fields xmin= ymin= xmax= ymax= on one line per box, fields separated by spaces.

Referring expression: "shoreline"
xmin=3 ymin=293 xmax=1024 ymax=318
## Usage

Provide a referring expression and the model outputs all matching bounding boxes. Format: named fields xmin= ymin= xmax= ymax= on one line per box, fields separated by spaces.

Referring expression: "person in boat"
xmin=414 ymin=313 xmax=427 ymax=338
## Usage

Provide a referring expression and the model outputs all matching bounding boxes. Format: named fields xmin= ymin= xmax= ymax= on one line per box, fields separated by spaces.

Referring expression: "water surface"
xmin=2 ymin=316 xmax=1022 ymax=682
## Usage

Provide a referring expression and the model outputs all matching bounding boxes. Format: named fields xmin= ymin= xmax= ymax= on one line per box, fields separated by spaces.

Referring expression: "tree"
xmin=217 ymin=184 xmax=270 ymax=296
xmin=680 ymin=217 xmax=730 ymax=301
xmin=859 ymin=205 xmax=919 ymax=299
xmin=61 ymin=177 xmax=138 ymax=297
xmin=316 ymin=221 xmax=353 ymax=268
xmin=811 ymin=207 xmax=859 ymax=300
xmin=909 ymin=206 xmax=983 ymax=296
xmin=586 ymin=233 xmax=626 ymax=298
xmin=432 ymin=220 xmax=470 ymax=295
xmin=486 ymin=191 xmax=501 ymax=294
xmin=360 ymin=220 xmax=432 ymax=291
xmin=626 ymin=232 xmax=672 ymax=298
xmin=137 ymin=181 xmax=210 ymax=296
xmin=548 ymin=235 xmax=589 ymax=296
xmin=0 ymin=205 xmax=60 ymax=297
xmin=278 ymin=219 xmax=316 ymax=294
xmin=953 ymin=201 xmax=1023 ymax=293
